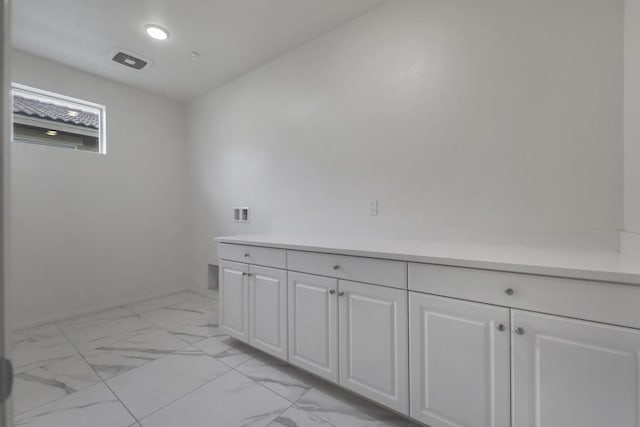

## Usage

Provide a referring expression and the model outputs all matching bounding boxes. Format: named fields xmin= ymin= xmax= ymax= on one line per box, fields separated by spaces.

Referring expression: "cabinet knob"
xmin=332 ymin=265 xmax=340 ymax=271
xmin=497 ymin=324 xmax=506 ymax=332
xmin=514 ymin=327 xmax=525 ymax=335
xmin=338 ymin=291 xmax=345 ymax=297
xmin=244 ymin=253 xmax=250 ymax=258
xmin=504 ymin=288 xmax=514 ymax=296
xmin=329 ymin=290 xmax=336 ymax=295
xmin=241 ymin=272 xmax=248 ymax=276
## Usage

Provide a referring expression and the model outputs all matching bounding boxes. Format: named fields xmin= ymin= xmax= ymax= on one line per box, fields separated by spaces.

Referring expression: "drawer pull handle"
xmin=515 ymin=327 xmax=525 ymax=335
xmin=329 ymin=290 xmax=336 ymax=295
xmin=332 ymin=265 xmax=340 ymax=271
xmin=244 ymin=253 xmax=250 ymax=258
xmin=242 ymin=272 xmax=248 ymax=276
xmin=338 ymin=291 xmax=345 ymax=297
xmin=504 ymin=288 xmax=514 ymax=296
xmin=497 ymin=324 xmax=506 ymax=332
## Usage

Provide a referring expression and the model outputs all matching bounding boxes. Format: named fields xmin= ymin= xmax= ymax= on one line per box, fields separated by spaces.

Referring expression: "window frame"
xmin=11 ymin=82 xmax=107 ymax=155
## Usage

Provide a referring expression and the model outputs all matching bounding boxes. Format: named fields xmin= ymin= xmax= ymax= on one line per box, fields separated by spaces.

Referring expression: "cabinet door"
xmin=338 ymin=280 xmax=409 ymax=414
xmin=249 ymin=265 xmax=288 ymax=360
xmin=219 ymin=260 xmax=249 ymax=342
xmin=512 ymin=310 xmax=640 ymax=427
xmin=409 ymin=293 xmax=510 ymax=427
xmin=288 ymin=272 xmax=338 ymax=382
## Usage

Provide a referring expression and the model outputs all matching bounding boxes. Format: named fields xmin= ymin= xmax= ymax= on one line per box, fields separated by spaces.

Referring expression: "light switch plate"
xmin=368 ymin=200 xmax=378 ymax=216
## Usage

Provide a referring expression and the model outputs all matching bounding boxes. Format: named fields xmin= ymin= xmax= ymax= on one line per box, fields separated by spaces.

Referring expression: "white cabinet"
xmin=219 ymin=239 xmax=640 ymax=427
xmin=219 ymin=260 xmax=287 ymax=360
xmin=248 ymin=265 xmax=288 ymax=360
xmin=409 ymin=293 xmax=510 ymax=427
xmin=288 ymin=272 xmax=339 ymax=382
xmin=512 ymin=310 xmax=640 ymax=427
xmin=287 ymin=273 xmax=409 ymax=412
xmin=219 ymin=260 xmax=249 ymax=342
xmin=338 ymin=280 xmax=409 ymax=414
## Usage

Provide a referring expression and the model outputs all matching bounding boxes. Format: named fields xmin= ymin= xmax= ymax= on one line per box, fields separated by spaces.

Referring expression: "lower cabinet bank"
xmin=218 ymin=243 xmax=640 ymax=427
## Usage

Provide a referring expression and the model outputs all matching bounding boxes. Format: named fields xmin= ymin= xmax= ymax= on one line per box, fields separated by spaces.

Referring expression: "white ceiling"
xmin=12 ymin=0 xmax=385 ymax=101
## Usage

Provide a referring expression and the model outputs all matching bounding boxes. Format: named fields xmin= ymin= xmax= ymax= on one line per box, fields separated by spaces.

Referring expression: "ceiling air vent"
xmin=111 ymin=49 xmax=151 ymax=70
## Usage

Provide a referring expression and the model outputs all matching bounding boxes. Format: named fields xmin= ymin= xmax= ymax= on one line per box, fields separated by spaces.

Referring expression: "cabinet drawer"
xmin=288 ymin=250 xmax=407 ymax=289
xmin=218 ymin=243 xmax=286 ymax=269
xmin=409 ymin=263 xmax=640 ymax=330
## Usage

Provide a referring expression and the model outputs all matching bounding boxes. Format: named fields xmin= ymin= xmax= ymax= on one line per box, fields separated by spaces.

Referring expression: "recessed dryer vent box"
xmin=233 ymin=207 xmax=249 ymax=223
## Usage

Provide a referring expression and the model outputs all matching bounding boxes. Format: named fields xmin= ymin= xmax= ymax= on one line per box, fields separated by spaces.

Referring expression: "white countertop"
xmin=216 ymin=234 xmax=640 ymax=285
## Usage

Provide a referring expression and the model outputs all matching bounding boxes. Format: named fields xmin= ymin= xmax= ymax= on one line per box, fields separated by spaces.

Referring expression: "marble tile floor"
xmin=11 ymin=290 xmax=420 ymax=427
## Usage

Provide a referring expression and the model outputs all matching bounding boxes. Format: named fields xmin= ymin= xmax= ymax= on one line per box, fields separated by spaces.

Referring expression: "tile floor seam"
xmin=14 ymin=291 xmax=409 ymax=427
xmin=83 ymin=331 xmax=200 ymax=382
xmin=218 ymin=369 xmax=302 ymax=427
xmin=134 ymin=306 xmax=211 ymax=349
xmin=55 ymin=294 xmax=221 ymax=381
xmin=10 ymin=327 xmax=89 ymax=418
xmin=231 ymin=352 xmax=257 ymax=369
xmin=56 ymin=305 xmax=137 ymax=328
xmin=13 ymin=290 xmax=208 ymax=335
xmin=292 ymin=380 xmax=314 ymax=404
xmin=121 ymin=294 xmax=196 ymax=316
xmin=12 ymin=292 xmax=228 ymax=426
xmin=12 ymin=355 xmax=102 ymax=415
xmin=12 ymin=331 xmax=80 ymax=373
xmin=292 ymin=384 xmax=341 ymax=427
xmin=14 ymin=305 xmax=132 ymax=333
xmin=266 ymin=401 xmax=296 ymax=427
xmin=230 ymin=365 xmax=305 ymax=405
xmin=56 ymin=323 xmax=142 ymax=425
xmin=120 ymin=297 xmax=211 ymax=347
xmin=134 ymin=366 xmax=236 ymax=424
xmin=290 ymin=403 xmax=338 ymax=427
xmin=229 ymin=346 xmax=323 ymax=405
xmin=214 ymin=347 xmax=255 ymax=369
xmin=294 ymin=378 xmax=360 ymax=426
xmin=272 ymin=401 xmax=339 ymax=427
xmin=56 ymin=307 xmax=160 ymax=354
xmin=103 ymin=350 xmax=236 ymax=421
xmin=55 ymin=304 xmax=227 ymax=422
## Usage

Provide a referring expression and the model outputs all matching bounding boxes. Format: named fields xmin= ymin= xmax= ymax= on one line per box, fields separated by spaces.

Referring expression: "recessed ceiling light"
xmin=145 ymin=24 xmax=169 ymax=41
xmin=67 ymin=110 xmax=79 ymax=117
xmin=46 ymin=130 xmax=58 ymax=136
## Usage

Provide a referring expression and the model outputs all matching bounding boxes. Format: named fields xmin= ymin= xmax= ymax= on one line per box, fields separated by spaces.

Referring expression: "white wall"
xmin=10 ymin=50 xmax=190 ymax=328
xmin=187 ymin=0 xmax=625 ymax=292
xmin=625 ymin=0 xmax=640 ymax=234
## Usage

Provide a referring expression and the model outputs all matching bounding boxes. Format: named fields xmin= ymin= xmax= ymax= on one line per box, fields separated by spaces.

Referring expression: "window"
xmin=11 ymin=83 xmax=106 ymax=154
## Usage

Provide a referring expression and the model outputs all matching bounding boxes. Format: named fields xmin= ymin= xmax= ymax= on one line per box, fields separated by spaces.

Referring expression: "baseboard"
xmin=621 ymin=231 xmax=640 ymax=260
xmin=12 ymin=286 xmax=192 ymax=331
